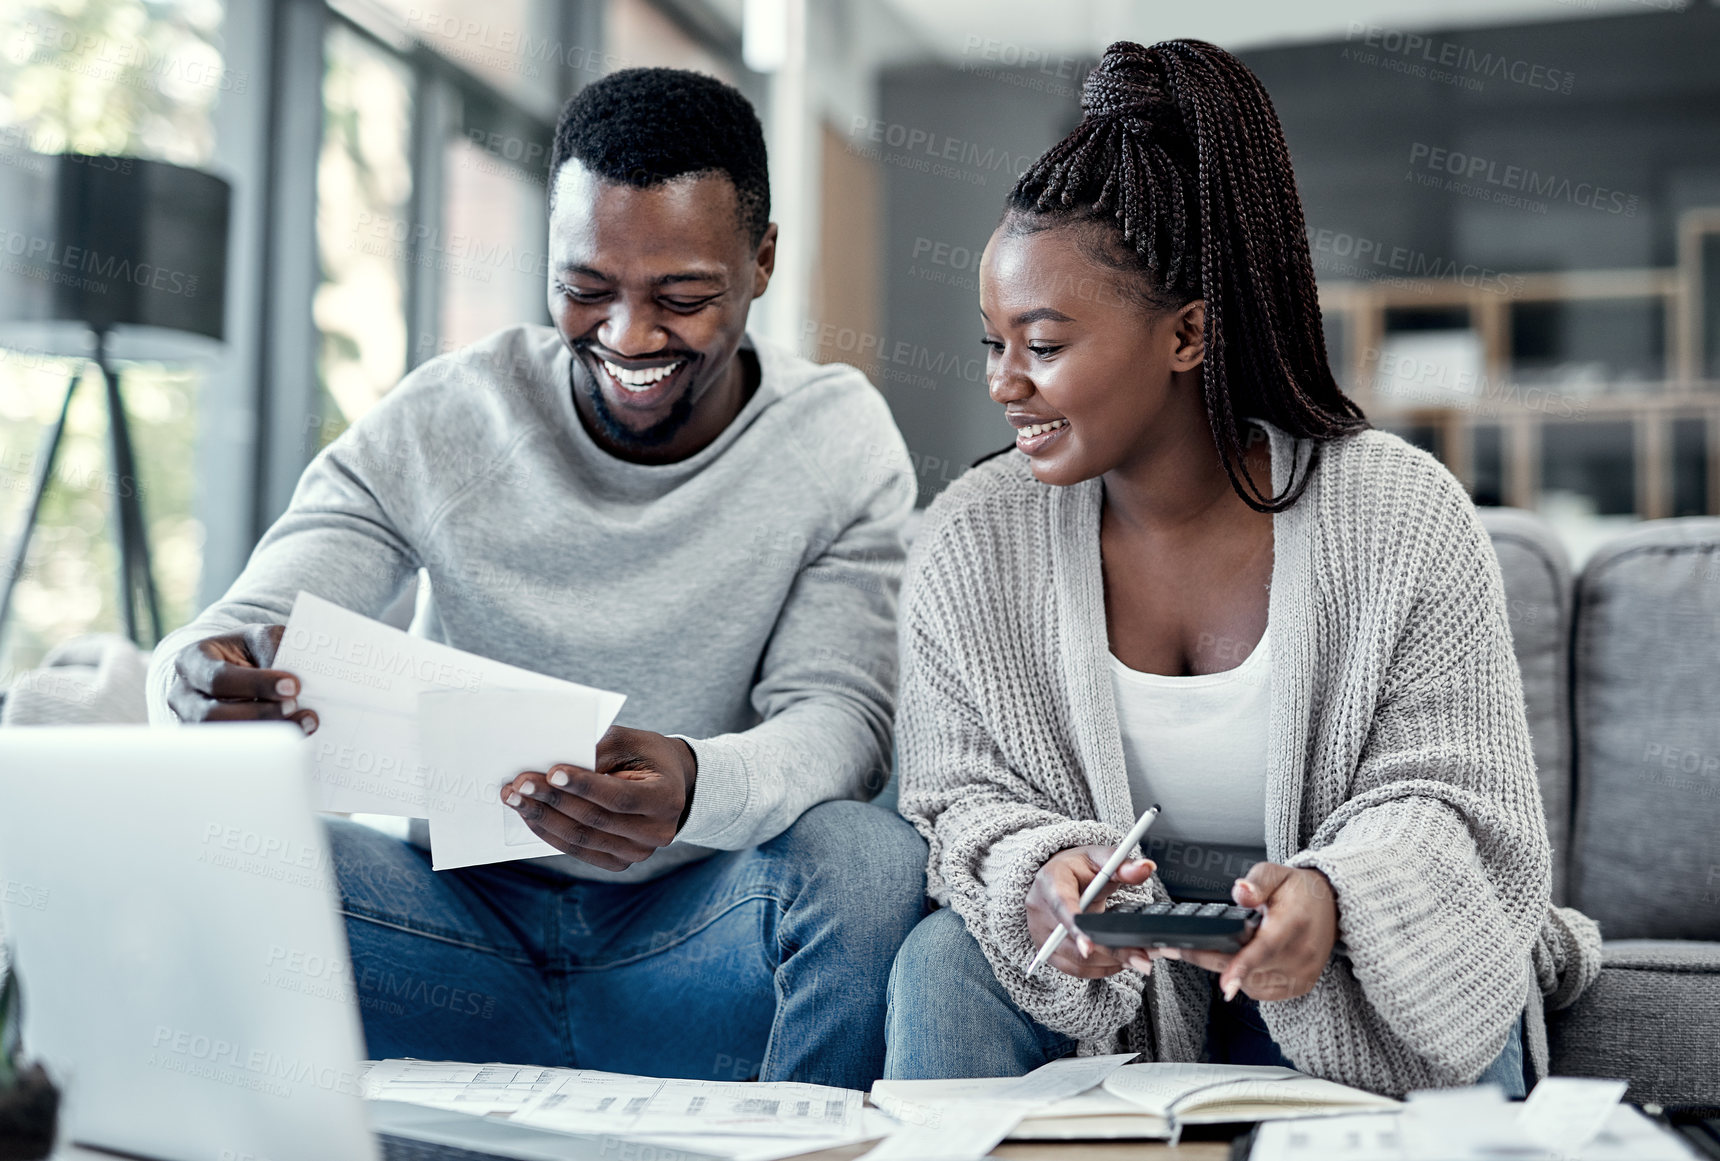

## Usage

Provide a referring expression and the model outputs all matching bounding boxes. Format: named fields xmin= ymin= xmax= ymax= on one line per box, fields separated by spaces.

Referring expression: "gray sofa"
xmin=1478 ymin=510 xmax=1720 ymax=1106
xmin=3 ymin=513 xmax=1714 ymax=1104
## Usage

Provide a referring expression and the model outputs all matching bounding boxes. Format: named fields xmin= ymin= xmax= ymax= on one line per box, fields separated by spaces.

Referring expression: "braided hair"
xmin=1007 ymin=39 xmax=1366 ymax=511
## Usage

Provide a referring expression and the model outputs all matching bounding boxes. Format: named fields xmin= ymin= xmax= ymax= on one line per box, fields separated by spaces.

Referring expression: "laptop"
xmin=0 ymin=725 xmax=719 ymax=1161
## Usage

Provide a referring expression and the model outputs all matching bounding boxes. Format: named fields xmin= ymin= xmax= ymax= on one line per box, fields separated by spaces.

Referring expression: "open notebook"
xmin=871 ymin=1063 xmax=1398 ymax=1141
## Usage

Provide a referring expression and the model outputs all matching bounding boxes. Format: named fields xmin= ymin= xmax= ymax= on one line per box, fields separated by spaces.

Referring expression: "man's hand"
xmin=166 ymin=625 xmax=317 ymax=733
xmin=1145 ymin=862 xmax=1338 ymax=1002
xmin=1025 ymin=845 xmax=1157 ymax=979
xmin=499 ymin=725 xmax=698 ymax=873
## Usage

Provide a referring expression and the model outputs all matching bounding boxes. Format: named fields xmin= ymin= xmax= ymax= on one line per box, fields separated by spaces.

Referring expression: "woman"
xmin=886 ymin=39 xmax=1600 ymax=1096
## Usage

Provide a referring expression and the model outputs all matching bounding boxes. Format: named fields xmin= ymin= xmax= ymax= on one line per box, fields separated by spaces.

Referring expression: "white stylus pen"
xmin=1023 ymin=803 xmax=1161 ymax=980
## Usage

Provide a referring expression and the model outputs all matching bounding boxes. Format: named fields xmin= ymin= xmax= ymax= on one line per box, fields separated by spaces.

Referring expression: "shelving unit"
xmin=1317 ymin=208 xmax=1720 ymax=520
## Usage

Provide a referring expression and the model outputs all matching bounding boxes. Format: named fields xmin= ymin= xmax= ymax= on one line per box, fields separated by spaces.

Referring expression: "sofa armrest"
xmin=1549 ymin=939 xmax=1720 ymax=1106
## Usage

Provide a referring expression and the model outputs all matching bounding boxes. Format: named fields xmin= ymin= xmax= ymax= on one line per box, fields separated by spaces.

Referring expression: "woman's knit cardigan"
xmin=895 ymin=422 xmax=1601 ymax=1096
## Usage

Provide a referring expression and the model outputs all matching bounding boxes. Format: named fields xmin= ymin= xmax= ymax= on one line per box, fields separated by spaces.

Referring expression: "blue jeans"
xmin=327 ymin=800 xmax=927 ymax=1089
xmin=884 ymin=907 xmax=1526 ymax=1096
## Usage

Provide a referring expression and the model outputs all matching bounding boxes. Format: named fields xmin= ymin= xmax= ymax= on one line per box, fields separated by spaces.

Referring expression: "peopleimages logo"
xmin=1408 ymin=144 xmax=1638 ymax=217
xmin=148 ymin=1025 xmax=361 ymax=1099
xmin=0 ymin=227 xmax=200 ymax=296
xmin=1304 ymin=227 xmax=1523 ymax=296
xmin=1342 ymin=23 xmax=1574 ymax=94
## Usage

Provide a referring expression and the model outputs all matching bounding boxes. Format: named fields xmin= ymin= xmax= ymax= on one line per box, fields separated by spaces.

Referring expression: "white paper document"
xmin=1515 ymin=1077 xmax=1629 ymax=1157
xmin=1251 ymin=1103 xmax=1688 ymax=1161
xmin=1247 ymin=1110 xmax=1409 ymax=1161
xmin=861 ymin=1100 xmax=1021 ymax=1161
xmin=868 ymin=1054 xmax=1139 ymax=1149
xmin=271 ymin=592 xmax=625 ymax=868
xmin=621 ymin=1109 xmax=900 ymax=1161
xmin=360 ymin=1059 xmax=573 ymax=1116
xmin=418 ymin=687 xmax=608 ymax=869
xmin=870 ymin=1053 xmax=1137 ymax=1138
xmin=988 ymin=1052 xmax=1137 ymax=1104
xmin=511 ymin=1073 xmax=864 ymax=1138
xmin=1256 ymin=1078 xmax=1660 ymax=1161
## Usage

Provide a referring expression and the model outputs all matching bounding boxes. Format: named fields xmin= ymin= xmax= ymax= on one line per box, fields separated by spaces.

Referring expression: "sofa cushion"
xmin=1478 ymin=508 xmax=1574 ymax=905
xmin=1569 ymin=518 xmax=1720 ymax=941
xmin=1548 ymin=938 xmax=1720 ymax=1105
xmin=0 ymin=633 xmax=150 ymax=727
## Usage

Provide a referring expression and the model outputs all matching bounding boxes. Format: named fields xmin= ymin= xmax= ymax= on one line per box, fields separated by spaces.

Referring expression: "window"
xmin=439 ymin=129 xmax=549 ymax=352
xmin=0 ymin=0 xmax=224 ymax=671
xmin=311 ymin=20 xmax=415 ymax=447
xmin=370 ymin=0 xmax=565 ymax=117
xmin=307 ymin=5 xmax=558 ymax=451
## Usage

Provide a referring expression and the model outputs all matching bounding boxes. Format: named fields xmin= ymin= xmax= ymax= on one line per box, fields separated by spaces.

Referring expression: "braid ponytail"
xmin=1008 ymin=39 xmax=1366 ymax=512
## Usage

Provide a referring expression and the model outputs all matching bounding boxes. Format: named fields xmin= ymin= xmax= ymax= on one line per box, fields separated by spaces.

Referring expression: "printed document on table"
xmin=624 ymin=1110 xmax=901 ymax=1161
xmin=511 ymin=1074 xmax=863 ymax=1137
xmin=1250 ymin=1103 xmax=1689 ymax=1161
xmin=862 ymin=1101 xmax=1021 ymax=1161
xmin=360 ymin=1059 xmax=576 ymax=1116
xmin=271 ymin=593 xmax=625 ymax=867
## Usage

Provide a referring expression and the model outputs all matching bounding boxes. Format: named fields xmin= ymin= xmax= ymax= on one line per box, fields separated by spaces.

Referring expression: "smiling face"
xmin=979 ymin=216 xmax=1207 ymax=487
xmin=547 ymin=163 xmax=776 ymax=460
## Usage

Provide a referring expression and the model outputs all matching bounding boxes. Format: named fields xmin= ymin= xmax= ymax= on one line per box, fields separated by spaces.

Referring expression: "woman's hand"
xmin=1025 ymin=846 xmax=1157 ymax=979
xmin=1147 ymin=862 xmax=1338 ymax=1001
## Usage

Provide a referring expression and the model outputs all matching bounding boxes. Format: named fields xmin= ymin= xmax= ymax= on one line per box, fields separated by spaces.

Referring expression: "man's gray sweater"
xmin=147 ymin=324 xmax=916 ymax=882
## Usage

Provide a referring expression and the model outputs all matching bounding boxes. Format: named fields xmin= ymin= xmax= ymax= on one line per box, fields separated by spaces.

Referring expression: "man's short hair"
xmin=550 ymin=68 xmax=771 ymax=246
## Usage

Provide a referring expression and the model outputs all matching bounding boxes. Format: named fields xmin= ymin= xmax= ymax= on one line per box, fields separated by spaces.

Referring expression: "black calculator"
xmin=1075 ymin=900 xmax=1262 ymax=954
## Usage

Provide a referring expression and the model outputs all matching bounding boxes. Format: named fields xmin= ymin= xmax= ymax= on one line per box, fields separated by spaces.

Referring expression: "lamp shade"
xmin=0 ymin=152 xmax=230 ymax=361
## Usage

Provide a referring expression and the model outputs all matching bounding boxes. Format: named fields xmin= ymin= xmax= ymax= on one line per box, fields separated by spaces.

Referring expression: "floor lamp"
xmin=0 ymin=153 xmax=230 ymax=649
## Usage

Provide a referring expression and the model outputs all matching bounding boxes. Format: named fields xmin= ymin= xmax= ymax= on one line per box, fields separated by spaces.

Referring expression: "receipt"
xmin=1517 ymin=1077 xmax=1628 ymax=1157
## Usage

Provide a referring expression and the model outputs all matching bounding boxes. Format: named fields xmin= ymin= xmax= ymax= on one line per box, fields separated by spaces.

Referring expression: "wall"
xmin=871 ymin=61 xmax=1082 ymax=504
xmin=873 ymin=6 xmax=1720 ymax=505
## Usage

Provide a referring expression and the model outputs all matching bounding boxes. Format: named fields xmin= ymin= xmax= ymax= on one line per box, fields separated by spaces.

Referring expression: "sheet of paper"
xmin=1249 ymin=1111 xmax=1409 ymax=1161
xmin=627 ymin=1110 xmax=898 ymax=1161
xmin=512 ymin=1074 xmax=863 ymax=1138
xmin=1516 ymin=1077 xmax=1628 ymax=1158
xmin=1253 ymin=1103 xmax=1691 ymax=1161
xmin=872 ymin=1053 xmax=1134 ymax=1112
xmin=360 ymin=1059 xmax=574 ymax=1115
xmin=1401 ymin=1086 xmax=1544 ymax=1158
xmin=1580 ymin=1104 xmax=1699 ymax=1161
xmin=861 ymin=1100 xmax=1021 ymax=1161
xmin=419 ymin=687 xmax=611 ymax=869
xmin=987 ymin=1052 xmax=1137 ymax=1104
xmin=272 ymin=593 xmax=625 ymax=867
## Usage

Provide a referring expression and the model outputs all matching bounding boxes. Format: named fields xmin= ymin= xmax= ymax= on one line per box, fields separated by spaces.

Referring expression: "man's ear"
xmin=1171 ymin=299 xmax=1206 ymax=371
xmin=751 ymin=222 xmax=779 ymax=298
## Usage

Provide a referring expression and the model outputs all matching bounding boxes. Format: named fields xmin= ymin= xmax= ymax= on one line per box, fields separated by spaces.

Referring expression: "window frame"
xmin=250 ymin=0 xmax=593 ymax=538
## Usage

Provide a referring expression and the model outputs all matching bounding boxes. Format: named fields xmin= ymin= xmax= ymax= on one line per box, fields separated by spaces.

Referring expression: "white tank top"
xmin=1109 ymin=629 xmax=1272 ymax=902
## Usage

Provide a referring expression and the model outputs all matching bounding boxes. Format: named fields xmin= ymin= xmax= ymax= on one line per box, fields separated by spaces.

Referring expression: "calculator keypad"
xmin=1127 ymin=902 xmax=1257 ymax=921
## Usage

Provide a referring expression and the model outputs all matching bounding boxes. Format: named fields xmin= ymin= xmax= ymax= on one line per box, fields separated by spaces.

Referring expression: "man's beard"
xmin=574 ymin=355 xmax=698 ymax=450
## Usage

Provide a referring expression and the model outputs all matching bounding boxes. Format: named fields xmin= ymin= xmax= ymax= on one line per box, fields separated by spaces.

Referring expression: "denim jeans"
xmin=884 ymin=907 xmax=1527 ymax=1097
xmin=327 ymin=799 xmax=927 ymax=1089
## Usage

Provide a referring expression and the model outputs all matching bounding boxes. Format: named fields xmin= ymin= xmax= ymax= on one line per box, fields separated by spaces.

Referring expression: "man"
xmin=148 ymin=68 xmax=925 ymax=1088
